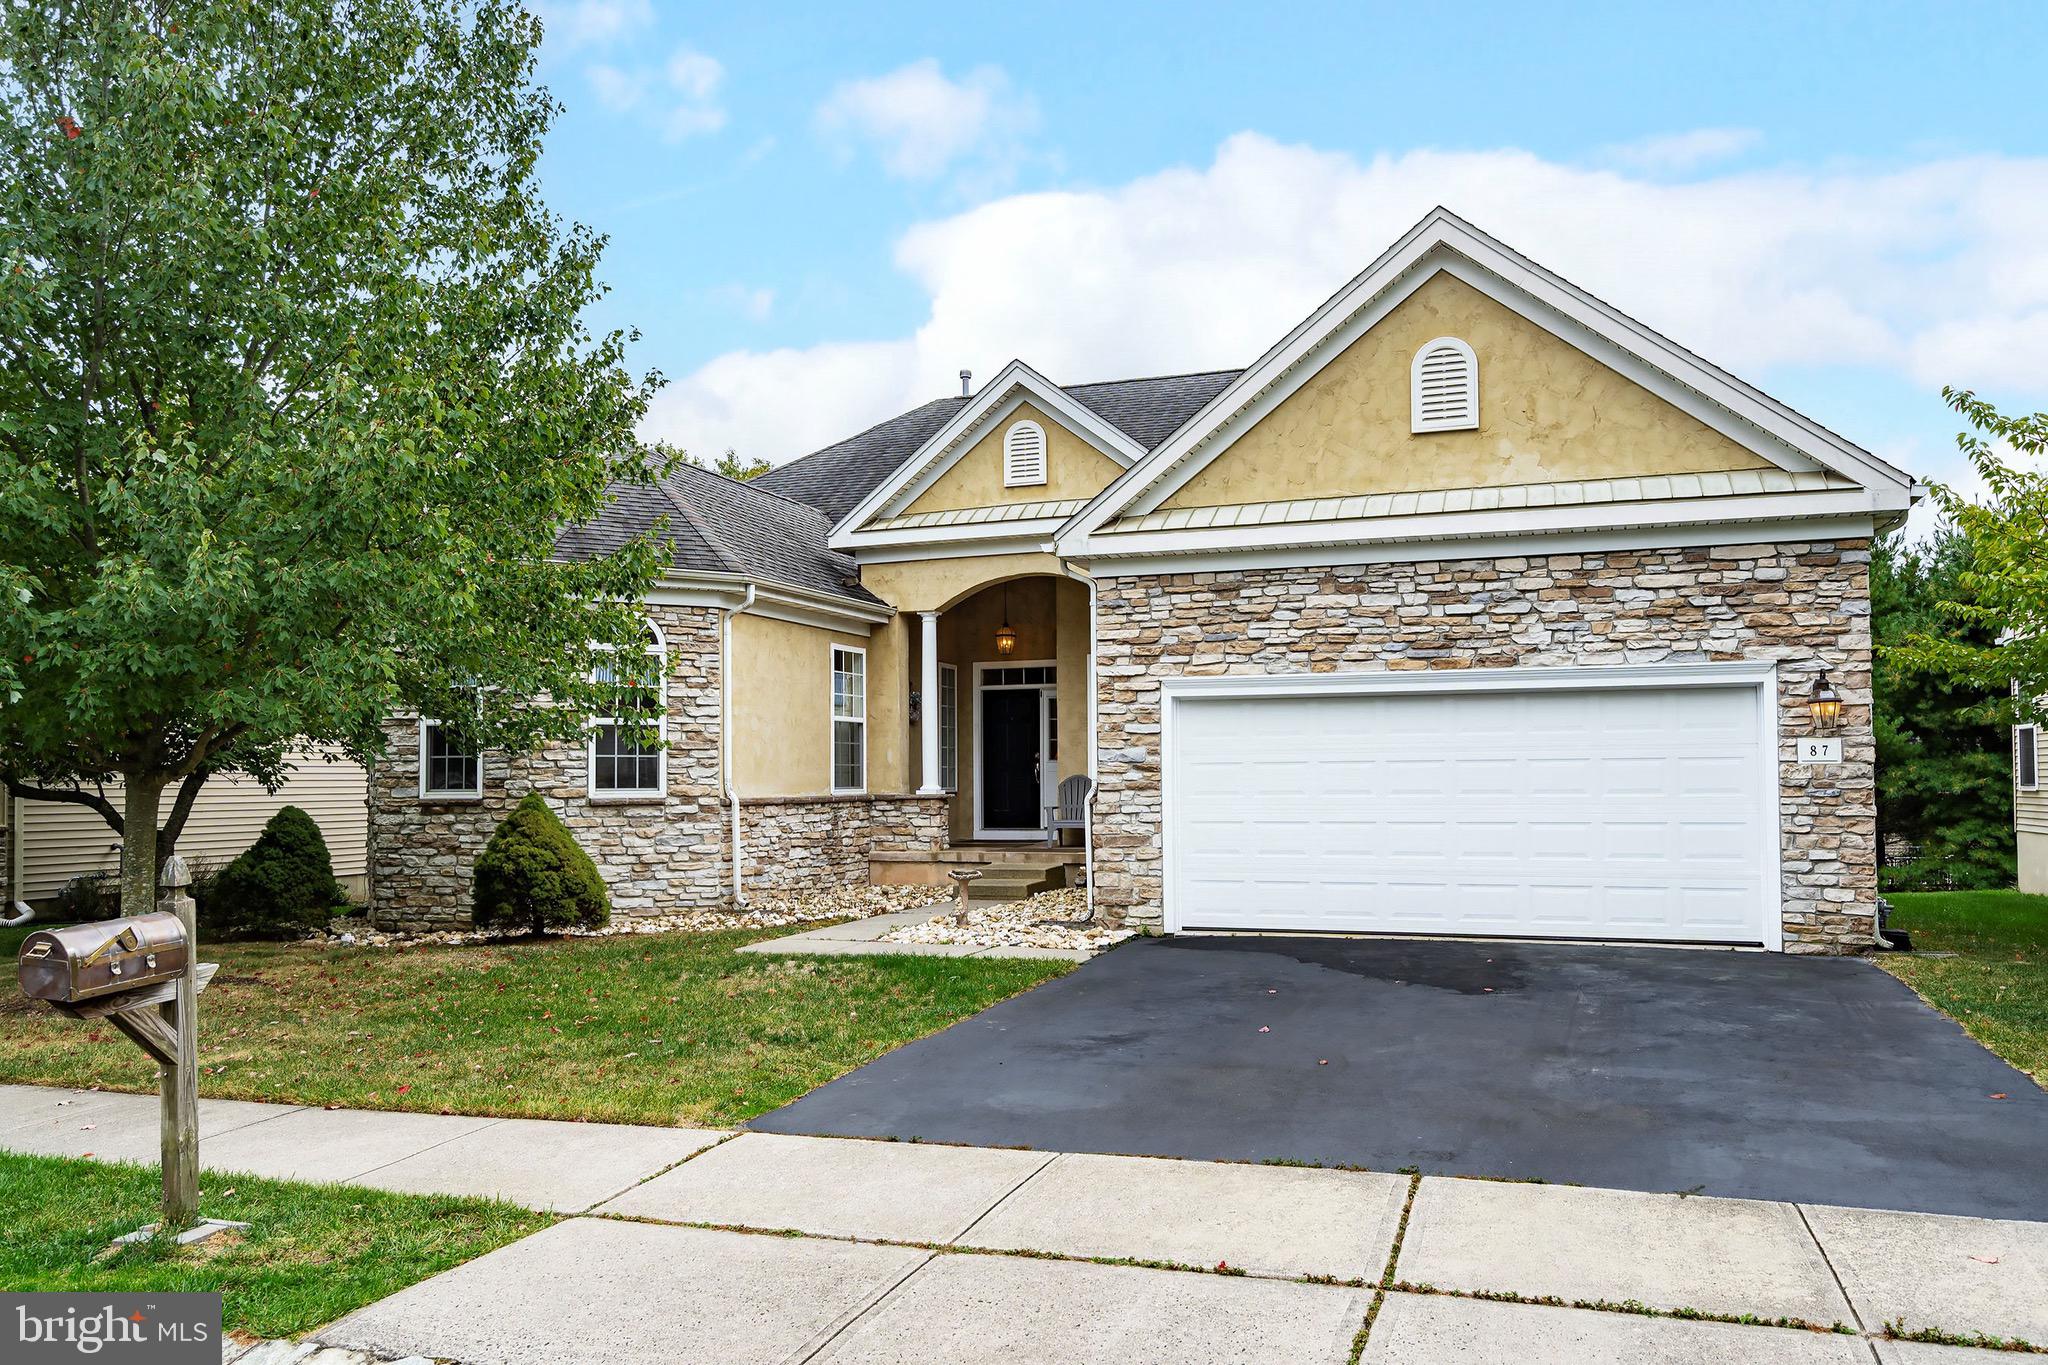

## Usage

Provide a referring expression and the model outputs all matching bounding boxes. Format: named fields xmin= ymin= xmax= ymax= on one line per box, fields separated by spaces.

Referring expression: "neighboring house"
xmin=8 ymin=756 xmax=369 ymax=908
xmin=370 ymin=209 xmax=1918 ymax=953
xmin=2017 ymin=718 xmax=2044 ymax=894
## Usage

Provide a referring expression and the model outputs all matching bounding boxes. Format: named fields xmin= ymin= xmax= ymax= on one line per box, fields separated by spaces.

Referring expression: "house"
xmin=368 ymin=209 xmax=1918 ymax=953
xmin=5 ymin=757 xmax=369 ymax=910
xmin=2017 ymin=718 xmax=2044 ymax=894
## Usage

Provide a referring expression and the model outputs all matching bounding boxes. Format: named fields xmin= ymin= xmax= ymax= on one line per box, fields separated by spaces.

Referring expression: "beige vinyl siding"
xmin=2018 ymin=725 xmax=2048 ymax=837
xmin=14 ymin=755 xmax=367 ymax=900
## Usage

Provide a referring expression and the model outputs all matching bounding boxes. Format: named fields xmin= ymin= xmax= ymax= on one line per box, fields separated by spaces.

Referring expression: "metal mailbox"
xmin=17 ymin=912 xmax=190 ymax=1004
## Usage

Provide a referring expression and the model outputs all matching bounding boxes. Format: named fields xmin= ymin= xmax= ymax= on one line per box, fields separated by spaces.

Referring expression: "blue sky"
xmin=529 ymin=1 xmax=2048 ymax=525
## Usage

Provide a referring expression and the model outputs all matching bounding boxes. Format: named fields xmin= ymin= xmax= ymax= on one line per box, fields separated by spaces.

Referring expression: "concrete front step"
xmin=966 ymin=863 xmax=1068 ymax=902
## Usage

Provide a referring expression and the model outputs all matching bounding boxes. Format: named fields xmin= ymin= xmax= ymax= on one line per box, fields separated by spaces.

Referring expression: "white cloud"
xmin=1600 ymin=127 xmax=1763 ymax=174
xmin=586 ymin=44 xmax=726 ymax=141
xmin=585 ymin=63 xmax=648 ymax=113
xmin=642 ymin=134 xmax=2048 ymax=477
xmin=540 ymin=0 xmax=653 ymax=50
xmin=711 ymin=284 xmax=777 ymax=322
xmin=816 ymin=59 xmax=1038 ymax=182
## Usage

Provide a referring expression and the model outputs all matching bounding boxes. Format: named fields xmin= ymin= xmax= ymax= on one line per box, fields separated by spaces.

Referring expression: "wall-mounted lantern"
xmin=1809 ymin=669 xmax=1842 ymax=732
xmin=909 ymin=690 xmax=923 ymax=726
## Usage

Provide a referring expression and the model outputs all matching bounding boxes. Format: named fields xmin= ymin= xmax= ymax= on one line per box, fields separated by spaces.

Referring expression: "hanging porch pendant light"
xmin=994 ymin=585 xmax=1018 ymax=657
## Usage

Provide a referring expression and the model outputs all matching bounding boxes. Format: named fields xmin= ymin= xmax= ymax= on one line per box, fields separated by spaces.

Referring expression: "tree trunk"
xmin=119 ymin=773 xmax=165 ymax=918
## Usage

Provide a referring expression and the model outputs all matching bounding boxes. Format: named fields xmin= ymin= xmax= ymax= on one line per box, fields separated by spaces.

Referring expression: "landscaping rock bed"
xmin=301 ymin=884 xmax=949 ymax=949
xmin=881 ymin=888 xmax=1136 ymax=955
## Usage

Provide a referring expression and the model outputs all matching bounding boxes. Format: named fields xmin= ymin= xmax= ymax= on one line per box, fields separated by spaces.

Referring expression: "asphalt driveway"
xmin=752 ymin=935 xmax=2048 ymax=1221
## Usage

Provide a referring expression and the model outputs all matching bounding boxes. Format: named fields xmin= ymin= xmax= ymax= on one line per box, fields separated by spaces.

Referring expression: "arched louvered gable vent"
xmin=1410 ymin=337 xmax=1479 ymax=433
xmin=1002 ymin=419 xmax=1047 ymax=487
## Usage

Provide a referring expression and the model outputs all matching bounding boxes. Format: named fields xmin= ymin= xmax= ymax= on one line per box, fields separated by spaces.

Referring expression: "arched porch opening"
xmin=910 ymin=573 xmax=1089 ymax=846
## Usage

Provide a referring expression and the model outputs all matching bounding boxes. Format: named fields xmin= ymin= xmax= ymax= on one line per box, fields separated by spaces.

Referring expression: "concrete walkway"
xmin=8 ymin=1084 xmax=2045 ymax=1362
xmin=737 ymin=905 xmax=1089 ymax=960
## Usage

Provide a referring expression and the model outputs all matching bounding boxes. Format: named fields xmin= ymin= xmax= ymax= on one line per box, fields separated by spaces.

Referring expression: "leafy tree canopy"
xmin=0 ymin=0 xmax=669 ymax=913
xmin=1891 ymin=390 xmax=2048 ymax=717
xmin=1873 ymin=530 xmax=2013 ymax=889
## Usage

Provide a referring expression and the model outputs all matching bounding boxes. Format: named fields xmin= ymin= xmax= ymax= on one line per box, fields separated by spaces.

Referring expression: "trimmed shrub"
xmin=472 ymin=792 xmax=610 ymax=935
xmin=199 ymin=806 xmax=350 ymax=939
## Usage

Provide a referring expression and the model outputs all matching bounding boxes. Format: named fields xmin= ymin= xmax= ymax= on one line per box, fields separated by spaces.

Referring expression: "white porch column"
xmin=916 ymin=610 xmax=943 ymax=795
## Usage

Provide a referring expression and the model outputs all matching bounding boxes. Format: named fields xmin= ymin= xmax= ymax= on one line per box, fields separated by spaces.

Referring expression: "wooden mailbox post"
xmin=16 ymin=856 xmax=212 ymax=1230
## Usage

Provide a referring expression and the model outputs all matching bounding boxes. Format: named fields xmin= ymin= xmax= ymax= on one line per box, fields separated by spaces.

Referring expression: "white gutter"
xmin=722 ymin=585 xmax=757 ymax=906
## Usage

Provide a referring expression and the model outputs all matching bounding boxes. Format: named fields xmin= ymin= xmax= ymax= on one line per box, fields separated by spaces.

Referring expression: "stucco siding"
xmin=1162 ymin=272 xmax=1771 ymax=511
xmin=14 ymin=756 xmax=368 ymax=901
xmin=1091 ymin=539 xmax=1876 ymax=954
xmin=899 ymin=402 xmax=1124 ymax=518
xmin=731 ymin=612 xmax=875 ymax=797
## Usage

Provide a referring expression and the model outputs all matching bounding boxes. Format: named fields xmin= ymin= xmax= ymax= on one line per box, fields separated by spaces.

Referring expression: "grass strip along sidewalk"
xmin=0 ymin=1150 xmax=548 ymax=1339
xmin=0 ymin=923 xmax=1069 ymax=1127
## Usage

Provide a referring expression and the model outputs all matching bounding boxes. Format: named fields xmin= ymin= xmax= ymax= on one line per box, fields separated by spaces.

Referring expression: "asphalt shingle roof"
xmin=754 ymin=369 xmax=1243 ymax=523
xmin=560 ymin=367 xmax=1246 ymax=604
xmin=555 ymin=462 xmax=881 ymax=608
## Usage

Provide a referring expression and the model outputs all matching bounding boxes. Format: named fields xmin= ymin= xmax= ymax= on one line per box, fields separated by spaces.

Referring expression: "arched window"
xmin=590 ymin=621 xmax=666 ymax=797
xmin=1411 ymin=337 xmax=1479 ymax=433
xmin=1002 ymin=419 xmax=1047 ymax=487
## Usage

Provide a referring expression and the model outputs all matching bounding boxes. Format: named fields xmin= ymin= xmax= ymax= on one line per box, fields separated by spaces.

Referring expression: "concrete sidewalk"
xmin=0 ymin=1083 xmax=726 ymax=1213
xmin=8 ymin=1084 xmax=2044 ymax=1362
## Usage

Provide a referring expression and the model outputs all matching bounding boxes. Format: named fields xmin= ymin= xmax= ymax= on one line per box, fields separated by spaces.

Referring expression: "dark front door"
xmin=982 ymin=689 xmax=1042 ymax=830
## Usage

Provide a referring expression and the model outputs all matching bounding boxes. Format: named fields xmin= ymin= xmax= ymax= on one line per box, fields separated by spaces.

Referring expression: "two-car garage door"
xmin=1166 ymin=673 xmax=1774 ymax=946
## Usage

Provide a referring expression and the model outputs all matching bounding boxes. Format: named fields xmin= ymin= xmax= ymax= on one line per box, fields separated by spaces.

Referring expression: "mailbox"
xmin=17 ymin=913 xmax=190 ymax=1004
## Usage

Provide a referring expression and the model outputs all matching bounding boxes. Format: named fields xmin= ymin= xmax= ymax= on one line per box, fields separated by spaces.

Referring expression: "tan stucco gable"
xmin=858 ymin=551 xmax=1067 ymax=614
xmin=897 ymin=402 xmax=1126 ymax=519
xmin=1160 ymin=272 xmax=1771 ymax=512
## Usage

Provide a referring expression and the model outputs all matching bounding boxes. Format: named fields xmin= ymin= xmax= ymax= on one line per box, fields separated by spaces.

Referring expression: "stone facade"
xmin=367 ymin=606 xmax=953 ymax=931
xmin=738 ymin=794 xmax=948 ymax=896
xmin=369 ymin=604 xmax=729 ymax=931
xmin=1091 ymin=540 xmax=1876 ymax=954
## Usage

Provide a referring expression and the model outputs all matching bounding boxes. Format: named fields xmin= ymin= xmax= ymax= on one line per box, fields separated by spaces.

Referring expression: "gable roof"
xmin=556 ymin=461 xmax=883 ymax=608
xmin=1058 ymin=207 xmax=1919 ymax=563
xmin=754 ymin=369 xmax=1239 ymax=527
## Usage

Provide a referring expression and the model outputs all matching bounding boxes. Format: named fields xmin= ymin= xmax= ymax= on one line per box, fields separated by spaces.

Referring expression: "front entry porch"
xmin=905 ymin=573 xmax=1090 ymax=849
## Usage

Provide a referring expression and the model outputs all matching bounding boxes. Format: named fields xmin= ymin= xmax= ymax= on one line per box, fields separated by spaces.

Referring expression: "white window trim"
xmin=1002 ymin=419 xmax=1048 ymax=488
xmin=939 ymin=662 xmax=959 ymax=794
xmin=831 ymin=643 xmax=868 ymax=795
xmin=1410 ymin=335 xmax=1479 ymax=433
xmin=418 ymin=716 xmax=484 ymax=800
xmin=2019 ymin=723 xmax=2040 ymax=792
xmin=587 ymin=620 xmax=668 ymax=801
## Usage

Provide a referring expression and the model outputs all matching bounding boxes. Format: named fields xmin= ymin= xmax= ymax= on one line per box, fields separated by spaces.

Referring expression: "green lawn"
xmin=0 ymin=1150 xmax=548 ymax=1338
xmin=0 ymin=924 xmax=1068 ymax=1126
xmin=1881 ymin=890 xmax=2048 ymax=1085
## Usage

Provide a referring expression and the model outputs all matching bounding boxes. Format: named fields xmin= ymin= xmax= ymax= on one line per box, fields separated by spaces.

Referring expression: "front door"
xmin=981 ymin=688 xmax=1043 ymax=831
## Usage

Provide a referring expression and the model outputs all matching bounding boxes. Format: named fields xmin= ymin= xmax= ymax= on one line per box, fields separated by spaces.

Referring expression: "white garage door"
xmin=1166 ymin=677 xmax=1773 ymax=945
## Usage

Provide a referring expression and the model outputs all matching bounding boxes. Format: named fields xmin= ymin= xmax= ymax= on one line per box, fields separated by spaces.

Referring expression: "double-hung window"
xmin=938 ymin=663 xmax=959 ymax=793
xmin=832 ymin=645 xmax=866 ymax=793
xmin=591 ymin=625 xmax=666 ymax=797
xmin=420 ymin=698 xmax=482 ymax=800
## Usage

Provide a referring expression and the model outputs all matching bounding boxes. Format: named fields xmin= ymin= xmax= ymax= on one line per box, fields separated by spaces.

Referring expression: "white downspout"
xmin=1084 ymin=572 xmax=1097 ymax=922
xmin=1057 ymin=561 xmax=1100 ymax=923
xmin=723 ymin=585 xmax=757 ymax=907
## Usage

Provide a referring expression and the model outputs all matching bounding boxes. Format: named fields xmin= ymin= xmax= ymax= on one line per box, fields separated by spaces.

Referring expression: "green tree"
xmin=0 ymin=1 xmax=668 ymax=917
xmin=1873 ymin=531 xmax=2014 ymax=888
xmin=1891 ymin=390 xmax=2048 ymax=713
xmin=714 ymin=449 xmax=771 ymax=481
